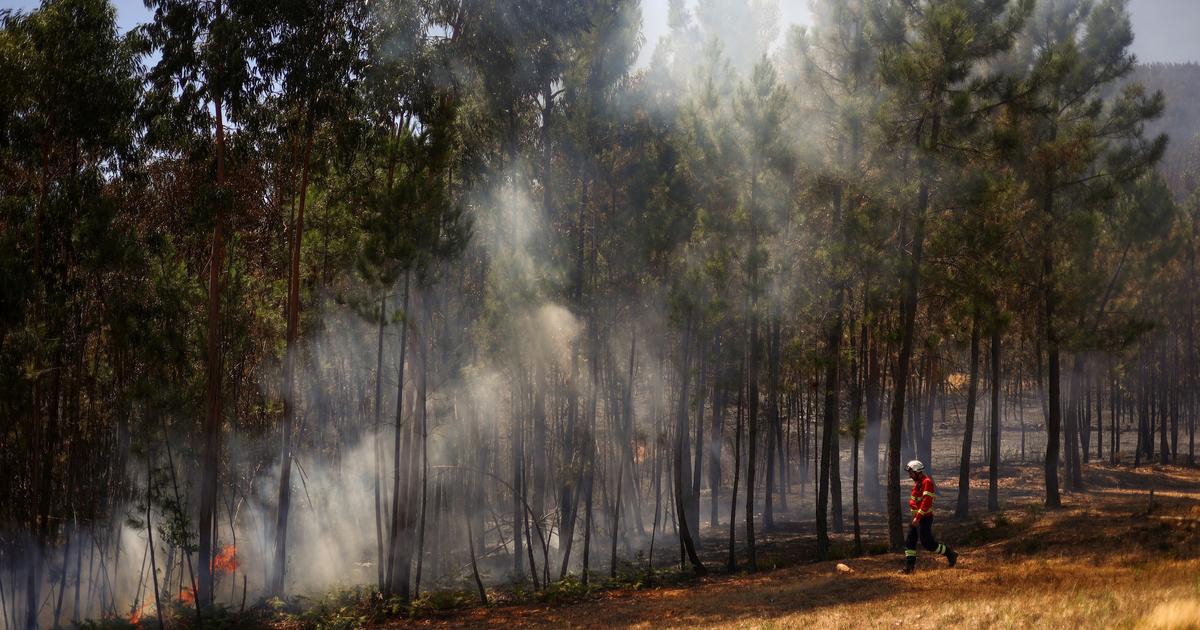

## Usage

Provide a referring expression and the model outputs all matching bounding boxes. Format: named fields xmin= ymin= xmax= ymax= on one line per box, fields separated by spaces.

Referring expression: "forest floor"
xmin=375 ymin=462 xmax=1200 ymax=629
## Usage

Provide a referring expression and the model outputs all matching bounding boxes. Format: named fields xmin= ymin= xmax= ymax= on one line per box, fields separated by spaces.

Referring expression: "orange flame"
xmin=213 ymin=545 xmax=239 ymax=575
xmin=179 ymin=587 xmax=195 ymax=604
xmin=129 ymin=600 xmax=154 ymax=625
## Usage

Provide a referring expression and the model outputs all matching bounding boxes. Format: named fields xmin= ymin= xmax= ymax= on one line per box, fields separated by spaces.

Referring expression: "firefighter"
xmin=902 ymin=460 xmax=958 ymax=574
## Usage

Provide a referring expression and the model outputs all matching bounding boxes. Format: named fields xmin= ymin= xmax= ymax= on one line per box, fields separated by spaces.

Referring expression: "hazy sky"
xmin=636 ymin=0 xmax=1200 ymax=66
xmin=5 ymin=0 xmax=1198 ymax=65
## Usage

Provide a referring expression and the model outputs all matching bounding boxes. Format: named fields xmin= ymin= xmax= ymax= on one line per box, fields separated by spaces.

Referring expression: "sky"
xmin=635 ymin=0 xmax=1200 ymax=66
xmin=4 ymin=0 xmax=1198 ymax=65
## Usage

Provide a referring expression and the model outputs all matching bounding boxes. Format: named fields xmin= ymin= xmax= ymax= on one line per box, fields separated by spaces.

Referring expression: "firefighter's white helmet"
xmin=905 ymin=460 xmax=925 ymax=473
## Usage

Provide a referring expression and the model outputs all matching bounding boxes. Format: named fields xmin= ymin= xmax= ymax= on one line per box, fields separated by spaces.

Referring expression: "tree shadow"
xmin=426 ymin=564 xmax=905 ymax=629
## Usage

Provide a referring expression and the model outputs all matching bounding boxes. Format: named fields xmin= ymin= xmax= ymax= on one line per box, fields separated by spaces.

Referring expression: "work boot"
xmin=947 ymin=549 xmax=958 ymax=567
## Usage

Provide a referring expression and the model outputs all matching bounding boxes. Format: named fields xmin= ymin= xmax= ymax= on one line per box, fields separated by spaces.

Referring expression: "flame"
xmin=129 ymin=600 xmax=154 ymax=625
xmin=179 ymin=587 xmax=195 ymax=604
xmin=212 ymin=545 xmax=239 ymax=575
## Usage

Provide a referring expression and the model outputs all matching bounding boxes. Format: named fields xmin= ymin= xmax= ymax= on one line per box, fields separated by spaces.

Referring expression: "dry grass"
xmin=385 ymin=463 xmax=1200 ymax=630
xmin=1142 ymin=600 xmax=1200 ymax=630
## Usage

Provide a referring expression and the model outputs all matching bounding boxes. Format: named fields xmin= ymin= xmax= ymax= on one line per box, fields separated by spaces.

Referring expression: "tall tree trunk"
xmin=413 ymin=299 xmax=431 ymax=597
xmin=955 ymin=307 xmax=982 ymax=519
xmin=852 ymin=432 xmax=862 ymax=556
xmin=373 ymin=297 xmax=386 ymax=590
xmin=1160 ymin=343 xmax=1171 ymax=465
xmin=1065 ymin=355 xmax=1086 ymax=490
xmin=385 ymin=274 xmax=412 ymax=599
xmin=198 ymin=18 xmax=229 ymax=606
xmin=512 ymin=387 xmax=526 ymax=581
xmin=831 ymin=405 xmax=844 ymax=534
xmin=673 ymin=320 xmax=706 ymax=575
xmin=918 ymin=355 xmax=935 ymax=468
xmin=764 ymin=321 xmax=777 ymax=531
xmin=1111 ymin=371 xmax=1120 ymax=464
xmin=745 ymin=260 xmax=760 ymax=569
xmin=272 ymin=124 xmax=314 ymax=597
xmin=888 ymin=183 xmax=927 ymax=549
xmin=766 ymin=315 xmax=786 ymax=529
xmin=1095 ymin=370 xmax=1103 ymax=462
xmin=709 ymin=359 xmax=725 ymax=528
xmin=1041 ymin=125 xmax=1064 ymax=507
xmin=727 ymin=370 xmax=745 ymax=572
xmin=532 ymin=363 xmax=547 ymax=520
xmin=690 ymin=343 xmax=705 ymax=541
xmin=988 ymin=311 xmax=1001 ymax=512
xmin=773 ymin=321 xmax=788 ymax=514
xmin=611 ymin=331 xmax=636 ymax=578
xmin=558 ymin=171 xmax=589 ymax=579
xmin=1188 ymin=219 xmax=1198 ymax=466
xmin=817 ymin=285 xmax=844 ymax=556
xmin=864 ymin=319 xmax=882 ymax=508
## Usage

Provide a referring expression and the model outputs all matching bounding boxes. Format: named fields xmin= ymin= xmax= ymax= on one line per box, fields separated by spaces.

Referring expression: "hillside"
xmin=1133 ymin=62 xmax=1200 ymax=193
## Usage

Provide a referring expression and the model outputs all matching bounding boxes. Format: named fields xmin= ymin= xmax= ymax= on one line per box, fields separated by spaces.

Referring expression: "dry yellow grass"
xmin=389 ymin=464 xmax=1200 ymax=630
xmin=1141 ymin=600 xmax=1200 ymax=630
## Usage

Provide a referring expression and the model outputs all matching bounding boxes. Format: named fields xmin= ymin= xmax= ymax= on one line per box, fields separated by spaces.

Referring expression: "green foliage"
xmin=535 ymin=575 xmax=595 ymax=604
xmin=409 ymin=589 xmax=476 ymax=614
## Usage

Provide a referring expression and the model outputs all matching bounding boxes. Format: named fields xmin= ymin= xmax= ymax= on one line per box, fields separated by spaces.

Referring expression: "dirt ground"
xmin=385 ymin=463 xmax=1200 ymax=629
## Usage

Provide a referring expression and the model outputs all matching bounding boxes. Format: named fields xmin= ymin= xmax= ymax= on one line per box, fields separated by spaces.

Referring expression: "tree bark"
xmin=988 ymin=311 xmax=1001 ymax=512
xmin=198 ymin=9 xmax=229 ymax=605
xmin=888 ymin=189 xmax=926 ymax=549
xmin=727 ymin=370 xmax=744 ymax=572
xmin=272 ymin=124 xmax=314 ymax=597
xmin=956 ymin=307 xmax=981 ymax=519
xmin=385 ymin=274 xmax=412 ymax=598
xmin=864 ymin=319 xmax=882 ymax=507
xmin=817 ymin=285 xmax=843 ymax=556
xmin=672 ymin=320 xmax=706 ymax=575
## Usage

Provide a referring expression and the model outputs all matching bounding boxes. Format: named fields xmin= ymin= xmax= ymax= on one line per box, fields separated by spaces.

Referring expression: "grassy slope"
xmin=389 ymin=464 xmax=1200 ymax=629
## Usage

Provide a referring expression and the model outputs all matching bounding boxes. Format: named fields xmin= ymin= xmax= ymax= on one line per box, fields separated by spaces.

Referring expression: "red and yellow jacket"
xmin=909 ymin=474 xmax=935 ymax=519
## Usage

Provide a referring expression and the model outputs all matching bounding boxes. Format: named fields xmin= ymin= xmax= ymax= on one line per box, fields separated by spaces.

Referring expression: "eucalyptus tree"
xmin=358 ymin=95 xmax=467 ymax=601
xmin=142 ymin=0 xmax=267 ymax=608
xmin=0 ymin=0 xmax=141 ymax=624
xmin=255 ymin=0 xmax=372 ymax=598
xmin=353 ymin=0 xmax=431 ymax=595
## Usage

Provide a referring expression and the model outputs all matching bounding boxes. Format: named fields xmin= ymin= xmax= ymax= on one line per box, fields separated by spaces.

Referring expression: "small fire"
xmin=213 ymin=545 xmax=239 ymax=575
xmin=129 ymin=600 xmax=154 ymax=625
xmin=179 ymin=587 xmax=196 ymax=604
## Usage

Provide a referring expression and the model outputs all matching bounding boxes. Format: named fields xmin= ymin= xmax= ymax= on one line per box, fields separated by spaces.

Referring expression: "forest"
xmin=1 ymin=0 xmax=1199 ymax=628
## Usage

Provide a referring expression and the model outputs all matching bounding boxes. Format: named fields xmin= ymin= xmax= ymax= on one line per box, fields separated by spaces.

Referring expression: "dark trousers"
xmin=905 ymin=516 xmax=949 ymax=556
